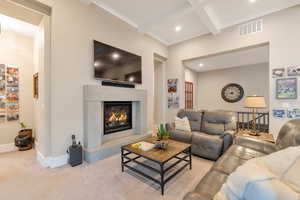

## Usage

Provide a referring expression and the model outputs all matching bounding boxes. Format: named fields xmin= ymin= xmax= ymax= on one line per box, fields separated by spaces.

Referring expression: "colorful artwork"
xmin=0 ymin=96 xmax=5 ymax=123
xmin=0 ymin=64 xmax=5 ymax=96
xmin=0 ymin=111 xmax=5 ymax=123
xmin=168 ymin=79 xmax=178 ymax=93
xmin=167 ymin=79 xmax=179 ymax=109
xmin=5 ymin=66 xmax=19 ymax=122
xmin=7 ymin=103 xmax=19 ymax=121
xmin=272 ymin=109 xmax=286 ymax=118
xmin=272 ymin=68 xmax=285 ymax=78
xmin=287 ymin=108 xmax=300 ymax=119
xmin=287 ymin=66 xmax=300 ymax=76
xmin=6 ymin=67 xmax=19 ymax=87
xmin=276 ymin=78 xmax=297 ymax=99
xmin=168 ymin=93 xmax=179 ymax=109
xmin=6 ymin=87 xmax=19 ymax=103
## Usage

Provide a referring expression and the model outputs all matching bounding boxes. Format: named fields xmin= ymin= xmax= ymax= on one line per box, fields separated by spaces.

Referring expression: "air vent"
xmin=239 ymin=19 xmax=263 ymax=36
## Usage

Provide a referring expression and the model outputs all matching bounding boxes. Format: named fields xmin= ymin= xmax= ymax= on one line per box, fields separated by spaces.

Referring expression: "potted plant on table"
xmin=156 ymin=124 xmax=170 ymax=149
xmin=15 ymin=122 xmax=33 ymax=151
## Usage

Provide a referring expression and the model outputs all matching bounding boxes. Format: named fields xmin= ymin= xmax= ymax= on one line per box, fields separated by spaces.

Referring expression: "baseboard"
xmin=0 ymin=143 xmax=17 ymax=154
xmin=36 ymin=150 xmax=69 ymax=168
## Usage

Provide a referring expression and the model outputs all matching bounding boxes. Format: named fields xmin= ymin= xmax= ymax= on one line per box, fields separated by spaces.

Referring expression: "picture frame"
xmin=272 ymin=68 xmax=285 ymax=78
xmin=287 ymin=108 xmax=300 ymax=118
xmin=287 ymin=66 xmax=300 ymax=76
xmin=272 ymin=109 xmax=286 ymax=118
xmin=167 ymin=79 xmax=178 ymax=93
xmin=276 ymin=78 xmax=297 ymax=99
xmin=33 ymin=73 xmax=39 ymax=99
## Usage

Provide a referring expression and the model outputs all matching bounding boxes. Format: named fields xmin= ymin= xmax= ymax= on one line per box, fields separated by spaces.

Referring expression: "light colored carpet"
xmin=0 ymin=150 xmax=213 ymax=200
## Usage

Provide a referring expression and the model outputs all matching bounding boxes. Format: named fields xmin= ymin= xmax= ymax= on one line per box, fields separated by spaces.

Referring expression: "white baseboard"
xmin=36 ymin=150 xmax=69 ymax=168
xmin=0 ymin=143 xmax=17 ymax=154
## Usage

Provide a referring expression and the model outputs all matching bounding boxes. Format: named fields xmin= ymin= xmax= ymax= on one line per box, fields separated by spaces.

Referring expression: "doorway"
xmin=0 ymin=0 xmax=51 ymax=160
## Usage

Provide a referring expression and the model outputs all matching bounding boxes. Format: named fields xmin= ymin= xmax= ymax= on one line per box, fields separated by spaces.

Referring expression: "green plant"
xmin=157 ymin=124 xmax=170 ymax=140
xmin=19 ymin=122 xmax=27 ymax=129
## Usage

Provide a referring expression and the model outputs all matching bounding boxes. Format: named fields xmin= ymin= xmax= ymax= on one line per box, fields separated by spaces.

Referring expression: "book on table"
xmin=131 ymin=141 xmax=155 ymax=151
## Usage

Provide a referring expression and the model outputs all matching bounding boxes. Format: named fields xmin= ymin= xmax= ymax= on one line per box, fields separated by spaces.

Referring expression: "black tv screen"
xmin=94 ymin=40 xmax=142 ymax=84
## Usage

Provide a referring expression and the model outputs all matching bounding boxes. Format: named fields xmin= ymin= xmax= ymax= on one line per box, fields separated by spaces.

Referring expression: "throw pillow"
xmin=174 ymin=116 xmax=191 ymax=132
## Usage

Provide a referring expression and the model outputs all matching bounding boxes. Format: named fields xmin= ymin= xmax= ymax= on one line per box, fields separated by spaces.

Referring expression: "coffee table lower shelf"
xmin=121 ymin=146 xmax=192 ymax=195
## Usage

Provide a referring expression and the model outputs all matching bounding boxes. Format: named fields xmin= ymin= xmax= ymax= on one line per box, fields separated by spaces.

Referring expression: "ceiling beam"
xmin=187 ymin=0 xmax=220 ymax=35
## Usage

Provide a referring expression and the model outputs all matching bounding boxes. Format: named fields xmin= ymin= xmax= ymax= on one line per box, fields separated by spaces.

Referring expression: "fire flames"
xmin=108 ymin=111 xmax=128 ymax=122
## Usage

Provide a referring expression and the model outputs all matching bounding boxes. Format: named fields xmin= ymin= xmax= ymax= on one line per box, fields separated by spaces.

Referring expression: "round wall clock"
xmin=221 ymin=83 xmax=244 ymax=103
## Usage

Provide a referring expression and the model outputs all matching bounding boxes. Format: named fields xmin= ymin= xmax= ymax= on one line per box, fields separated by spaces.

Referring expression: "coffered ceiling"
xmin=82 ymin=0 xmax=300 ymax=45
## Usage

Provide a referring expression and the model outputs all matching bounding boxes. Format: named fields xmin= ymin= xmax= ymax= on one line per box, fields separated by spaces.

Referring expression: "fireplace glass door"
xmin=104 ymin=102 xmax=132 ymax=135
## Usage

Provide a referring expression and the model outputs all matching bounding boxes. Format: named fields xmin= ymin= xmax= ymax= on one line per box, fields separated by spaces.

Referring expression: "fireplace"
xmin=104 ymin=101 xmax=132 ymax=135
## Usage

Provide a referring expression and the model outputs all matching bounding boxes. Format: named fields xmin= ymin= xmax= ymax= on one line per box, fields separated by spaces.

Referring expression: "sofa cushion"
xmin=201 ymin=111 xmax=236 ymax=135
xmin=213 ymin=152 xmax=247 ymax=175
xmin=194 ymin=170 xmax=228 ymax=199
xmin=191 ymin=132 xmax=223 ymax=160
xmin=177 ymin=109 xmax=202 ymax=131
xmin=201 ymin=121 xmax=225 ymax=135
xmin=226 ymin=144 xmax=266 ymax=160
xmin=169 ymin=129 xmax=193 ymax=144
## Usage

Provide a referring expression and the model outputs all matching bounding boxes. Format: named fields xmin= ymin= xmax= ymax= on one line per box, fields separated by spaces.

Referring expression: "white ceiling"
xmin=0 ymin=14 xmax=39 ymax=38
xmin=184 ymin=45 xmax=269 ymax=72
xmin=84 ymin=0 xmax=300 ymax=45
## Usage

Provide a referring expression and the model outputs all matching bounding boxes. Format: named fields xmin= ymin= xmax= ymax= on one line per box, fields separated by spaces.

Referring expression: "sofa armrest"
xmin=235 ymin=136 xmax=277 ymax=154
xmin=183 ymin=192 xmax=211 ymax=200
xmin=221 ymin=130 xmax=235 ymax=153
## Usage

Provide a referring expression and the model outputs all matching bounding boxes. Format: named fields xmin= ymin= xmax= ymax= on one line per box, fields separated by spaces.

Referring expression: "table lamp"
xmin=244 ymin=96 xmax=266 ymax=136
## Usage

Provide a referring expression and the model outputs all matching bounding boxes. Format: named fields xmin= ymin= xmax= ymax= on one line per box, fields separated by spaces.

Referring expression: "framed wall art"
xmin=33 ymin=73 xmax=39 ymax=99
xmin=287 ymin=66 xmax=300 ymax=76
xmin=272 ymin=68 xmax=285 ymax=78
xmin=287 ymin=108 xmax=300 ymax=118
xmin=276 ymin=78 xmax=297 ymax=99
xmin=272 ymin=109 xmax=286 ymax=118
xmin=167 ymin=79 xmax=179 ymax=109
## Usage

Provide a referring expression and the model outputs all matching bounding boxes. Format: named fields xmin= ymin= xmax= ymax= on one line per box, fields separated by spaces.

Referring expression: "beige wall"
xmin=167 ymin=5 xmax=300 ymax=138
xmin=35 ymin=0 xmax=168 ymax=157
xmin=0 ymin=29 xmax=34 ymax=145
xmin=197 ymin=63 xmax=269 ymax=112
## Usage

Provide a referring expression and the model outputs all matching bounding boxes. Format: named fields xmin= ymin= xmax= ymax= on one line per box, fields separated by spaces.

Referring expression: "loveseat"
xmin=183 ymin=119 xmax=300 ymax=200
xmin=167 ymin=109 xmax=237 ymax=161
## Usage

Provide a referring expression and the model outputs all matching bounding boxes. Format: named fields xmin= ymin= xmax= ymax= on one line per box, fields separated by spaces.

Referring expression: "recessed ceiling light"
xmin=128 ymin=76 xmax=135 ymax=82
xmin=199 ymin=63 xmax=204 ymax=67
xmin=94 ymin=60 xmax=102 ymax=67
xmin=112 ymin=52 xmax=120 ymax=60
xmin=175 ymin=26 xmax=182 ymax=32
xmin=249 ymin=0 xmax=256 ymax=3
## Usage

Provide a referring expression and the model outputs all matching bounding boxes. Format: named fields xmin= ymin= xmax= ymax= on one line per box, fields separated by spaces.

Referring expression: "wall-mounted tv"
xmin=94 ymin=40 xmax=142 ymax=84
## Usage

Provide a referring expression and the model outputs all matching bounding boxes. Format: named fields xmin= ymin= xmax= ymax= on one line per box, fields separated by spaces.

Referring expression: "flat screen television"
xmin=94 ymin=40 xmax=142 ymax=84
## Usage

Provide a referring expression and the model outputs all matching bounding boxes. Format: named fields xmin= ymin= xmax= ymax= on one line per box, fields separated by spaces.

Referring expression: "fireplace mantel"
xmin=83 ymin=84 xmax=149 ymax=163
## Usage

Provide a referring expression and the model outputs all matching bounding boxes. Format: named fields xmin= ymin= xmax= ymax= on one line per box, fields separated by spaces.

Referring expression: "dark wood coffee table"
xmin=121 ymin=137 xmax=192 ymax=195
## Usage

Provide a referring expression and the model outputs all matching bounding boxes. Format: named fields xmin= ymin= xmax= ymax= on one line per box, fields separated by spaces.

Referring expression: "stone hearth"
xmin=83 ymin=85 xmax=149 ymax=163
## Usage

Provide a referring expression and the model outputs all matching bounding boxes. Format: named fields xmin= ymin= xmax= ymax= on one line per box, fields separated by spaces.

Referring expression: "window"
xmin=185 ymin=81 xmax=193 ymax=109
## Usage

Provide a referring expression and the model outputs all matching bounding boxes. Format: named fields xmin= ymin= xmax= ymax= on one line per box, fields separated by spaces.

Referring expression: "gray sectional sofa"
xmin=183 ymin=119 xmax=300 ymax=200
xmin=167 ymin=109 xmax=237 ymax=161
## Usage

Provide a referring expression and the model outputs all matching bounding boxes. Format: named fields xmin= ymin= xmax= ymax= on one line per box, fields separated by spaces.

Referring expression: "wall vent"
xmin=239 ymin=19 xmax=263 ymax=36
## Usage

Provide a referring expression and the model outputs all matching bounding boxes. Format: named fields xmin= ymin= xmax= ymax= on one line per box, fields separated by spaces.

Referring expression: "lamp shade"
xmin=244 ymin=96 xmax=266 ymax=108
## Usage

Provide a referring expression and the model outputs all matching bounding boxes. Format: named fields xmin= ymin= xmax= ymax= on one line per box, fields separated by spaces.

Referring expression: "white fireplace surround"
xmin=83 ymin=85 xmax=149 ymax=163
